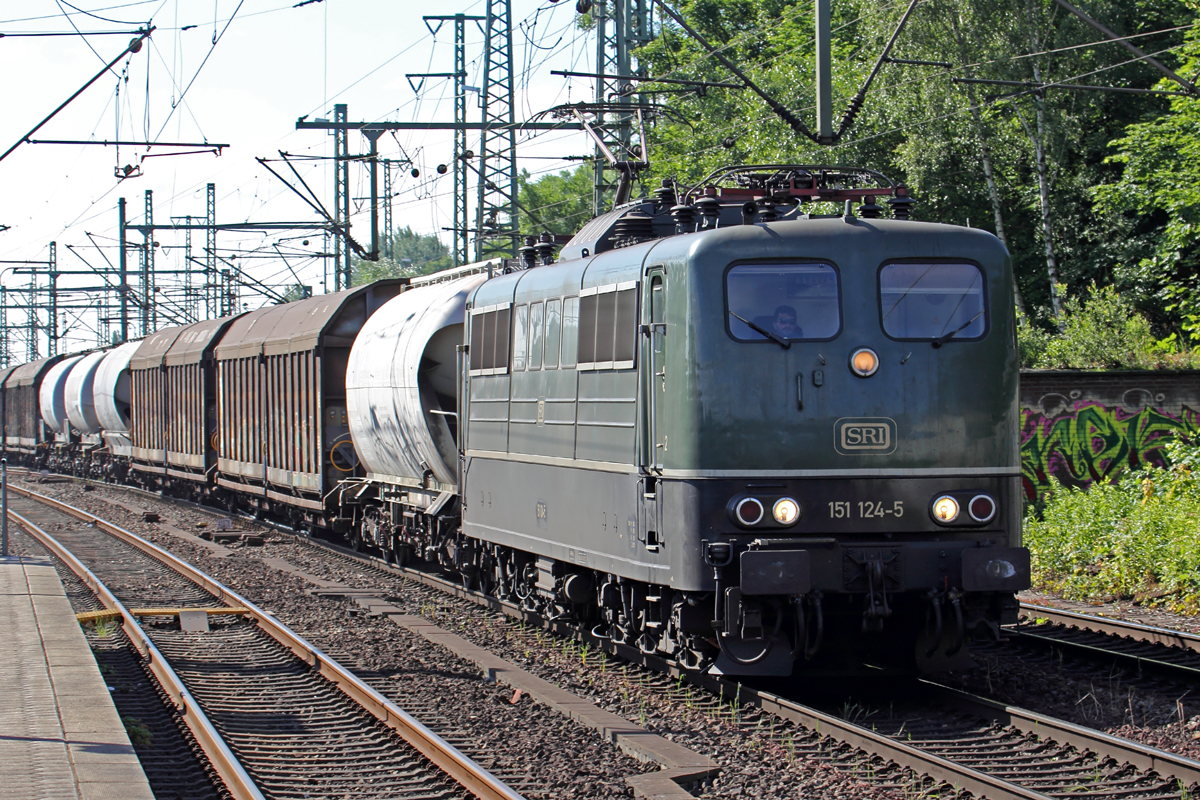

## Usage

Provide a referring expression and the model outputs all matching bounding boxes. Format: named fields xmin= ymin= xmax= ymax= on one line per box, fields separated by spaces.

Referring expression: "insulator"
xmin=839 ymin=93 xmax=866 ymax=135
xmin=859 ymin=195 xmax=883 ymax=219
xmin=536 ymin=231 xmax=556 ymax=265
xmin=888 ymin=186 xmax=916 ymax=220
xmin=696 ymin=196 xmax=721 ymax=229
xmin=652 ymin=179 xmax=676 ymax=213
xmin=611 ymin=208 xmax=655 ymax=246
xmin=520 ymin=236 xmax=538 ymax=268
xmin=670 ymin=204 xmax=697 ymax=234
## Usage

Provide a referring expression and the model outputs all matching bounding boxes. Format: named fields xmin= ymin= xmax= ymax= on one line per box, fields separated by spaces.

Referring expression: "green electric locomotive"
xmin=342 ymin=165 xmax=1028 ymax=676
xmin=0 ymin=163 xmax=1028 ymax=676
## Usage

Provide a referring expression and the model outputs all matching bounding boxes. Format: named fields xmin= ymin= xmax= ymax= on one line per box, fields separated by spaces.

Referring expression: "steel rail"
xmin=300 ymin=530 xmax=1200 ymax=799
xmin=8 ymin=485 xmax=525 ymax=800
xmin=6 ymin=507 xmax=264 ymax=800
xmin=1021 ymin=602 xmax=1200 ymax=654
xmin=297 ymin=528 xmax=1054 ymax=800
xmin=42 ymin=474 xmax=1188 ymax=800
xmin=923 ymin=680 xmax=1200 ymax=786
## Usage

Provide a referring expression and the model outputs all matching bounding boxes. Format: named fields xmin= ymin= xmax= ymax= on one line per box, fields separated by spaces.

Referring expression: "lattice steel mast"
xmin=475 ymin=0 xmax=518 ymax=260
xmin=592 ymin=0 xmax=651 ymax=215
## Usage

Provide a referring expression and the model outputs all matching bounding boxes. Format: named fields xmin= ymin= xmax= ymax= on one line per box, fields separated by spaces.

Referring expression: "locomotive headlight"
xmin=850 ymin=348 xmax=879 ymax=377
xmin=931 ymin=495 xmax=959 ymax=523
xmin=772 ymin=497 xmax=801 ymax=525
xmin=734 ymin=497 xmax=765 ymax=526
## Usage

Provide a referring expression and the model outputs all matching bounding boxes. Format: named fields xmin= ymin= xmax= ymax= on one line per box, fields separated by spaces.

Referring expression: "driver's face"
xmin=773 ymin=314 xmax=798 ymax=336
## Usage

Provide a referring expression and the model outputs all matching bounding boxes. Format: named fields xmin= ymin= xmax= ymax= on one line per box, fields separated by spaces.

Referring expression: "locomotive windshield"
xmin=725 ymin=263 xmax=840 ymax=342
xmin=880 ymin=263 xmax=987 ymax=341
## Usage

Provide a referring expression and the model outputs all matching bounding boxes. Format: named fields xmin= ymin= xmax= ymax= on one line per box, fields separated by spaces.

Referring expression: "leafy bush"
xmin=1025 ymin=438 xmax=1200 ymax=612
xmin=1016 ymin=322 xmax=1052 ymax=369
xmin=1018 ymin=283 xmax=1200 ymax=369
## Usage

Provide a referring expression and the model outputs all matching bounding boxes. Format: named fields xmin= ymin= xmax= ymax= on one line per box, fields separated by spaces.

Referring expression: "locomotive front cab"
xmin=650 ymin=215 xmax=1027 ymax=674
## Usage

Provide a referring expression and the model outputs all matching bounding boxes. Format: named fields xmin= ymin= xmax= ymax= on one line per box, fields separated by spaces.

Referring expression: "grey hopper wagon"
xmin=4 ymin=355 xmax=66 ymax=456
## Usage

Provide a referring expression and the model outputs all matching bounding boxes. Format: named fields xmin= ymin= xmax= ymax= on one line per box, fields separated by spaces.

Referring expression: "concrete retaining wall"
xmin=1020 ymin=370 xmax=1200 ymax=499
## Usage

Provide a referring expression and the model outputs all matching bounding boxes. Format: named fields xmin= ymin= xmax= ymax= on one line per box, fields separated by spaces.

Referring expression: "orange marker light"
xmin=849 ymin=348 xmax=879 ymax=377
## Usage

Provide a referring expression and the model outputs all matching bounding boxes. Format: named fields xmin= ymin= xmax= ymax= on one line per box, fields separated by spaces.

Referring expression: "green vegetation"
xmin=626 ymin=0 xmax=1200 ymax=345
xmin=1026 ymin=438 xmax=1200 ymax=612
xmin=1017 ymin=284 xmax=1200 ymax=369
xmin=351 ymin=226 xmax=453 ymax=285
xmin=517 ymin=166 xmax=595 ymax=238
xmin=122 ymin=716 xmax=153 ymax=747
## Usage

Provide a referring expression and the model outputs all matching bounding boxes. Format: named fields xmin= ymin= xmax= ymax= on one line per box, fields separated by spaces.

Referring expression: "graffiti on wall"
xmin=1021 ymin=391 xmax=1200 ymax=500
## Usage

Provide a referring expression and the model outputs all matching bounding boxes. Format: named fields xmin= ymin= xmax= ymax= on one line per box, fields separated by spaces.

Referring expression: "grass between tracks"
xmin=1025 ymin=439 xmax=1200 ymax=613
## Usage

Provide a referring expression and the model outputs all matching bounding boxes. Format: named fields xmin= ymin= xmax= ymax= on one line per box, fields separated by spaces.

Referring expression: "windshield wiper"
xmin=931 ymin=309 xmax=985 ymax=348
xmin=729 ymin=310 xmax=790 ymax=349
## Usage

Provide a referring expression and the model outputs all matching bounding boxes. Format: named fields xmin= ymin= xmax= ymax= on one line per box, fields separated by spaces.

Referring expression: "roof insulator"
xmin=653 ymin=179 xmax=677 ymax=214
xmin=696 ymin=196 xmax=721 ymax=230
xmin=520 ymin=237 xmax=538 ymax=268
xmin=859 ymin=195 xmax=883 ymax=219
xmin=888 ymin=186 xmax=916 ymax=220
xmin=536 ymin=231 xmax=556 ymax=265
xmin=670 ymin=203 xmax=697 ymax=234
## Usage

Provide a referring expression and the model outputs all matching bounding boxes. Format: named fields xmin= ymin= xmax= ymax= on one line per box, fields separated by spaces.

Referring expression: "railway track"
xmin=25 ymin=475 xmax=1200 ymax=800
xmin=1018 ymin=603 xmax=1200 ymax=679
xmin=4 ymin=485 xmax=524 ymax=800
xmin=263 ymin=530 xmax=1200 ymax=800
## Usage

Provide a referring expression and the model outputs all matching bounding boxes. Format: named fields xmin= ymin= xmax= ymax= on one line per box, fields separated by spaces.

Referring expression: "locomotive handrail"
xmin=8 ymin=485 xmax=527 ymax=800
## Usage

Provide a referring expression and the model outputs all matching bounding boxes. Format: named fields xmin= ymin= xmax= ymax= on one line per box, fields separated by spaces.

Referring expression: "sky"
xmin=0 ymin=0 xmax=602 ymax=356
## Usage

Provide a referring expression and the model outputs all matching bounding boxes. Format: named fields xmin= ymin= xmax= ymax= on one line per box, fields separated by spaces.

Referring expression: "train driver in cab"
xmin=771 ymin=305 xmax=802 ymax=339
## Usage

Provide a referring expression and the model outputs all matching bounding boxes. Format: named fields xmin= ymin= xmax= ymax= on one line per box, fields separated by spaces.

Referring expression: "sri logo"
xmin=834 ymin=417 xmax=897 ymax=455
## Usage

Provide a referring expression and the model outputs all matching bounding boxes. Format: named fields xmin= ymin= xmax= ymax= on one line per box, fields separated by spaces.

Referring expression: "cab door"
xmin=638 ymin=267 xmax=666 ymax=550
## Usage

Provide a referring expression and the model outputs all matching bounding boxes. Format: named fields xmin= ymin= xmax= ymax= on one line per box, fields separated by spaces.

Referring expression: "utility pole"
xmin=118 ymin=197 xmax=130 ymax=343
xmin=183 ymin=214 xmax=195 ymax=323
xmin=334 ymin=103 xmax=351 ymax=289
xmin=364 ymin=128 xmax=385 ymax=266
xmin=414 ymin=15 xmax=484 ymax=266
xmin=592 ymin=0 xmax=652 ymax=214
xmin=383 ymin=159 xmax=394 ymax=260
xmin=475 ymin=0 xmax=518 ymax=260
xmin=206 ymin=183 xmax=218 ymax=319
xmin=47 ymin=242 xmax=57 ymax=357
xmin=142 ymin=190 xmax=154 ymax=336
xmin=0 ymin=287 xmax=7 ymax=369
xmin=26 ymin=264 xmax=37 ymax=362
xmin=815 ymin=0 xmax=833 ymax=143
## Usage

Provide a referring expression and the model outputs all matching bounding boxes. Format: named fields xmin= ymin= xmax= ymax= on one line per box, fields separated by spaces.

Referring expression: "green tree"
xmin=276 ymin=284 xmax=313 ymax=304
xmin=1025 ymin=283 xmax=1157 ymax=368
xmin=351 ymin=226 xmax=453 ymax=285
xmin=633 ymin=0 xmax=1195 ymax=333
xmin=1094 ymin=24 xmax=1200 ymax=340
xmin=516 ymin=166 xmax=595 ymax=238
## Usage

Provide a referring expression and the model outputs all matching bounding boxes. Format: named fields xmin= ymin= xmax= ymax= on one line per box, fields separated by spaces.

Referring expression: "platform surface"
xmin=0 ymin=555 xmax=154 ymax=800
